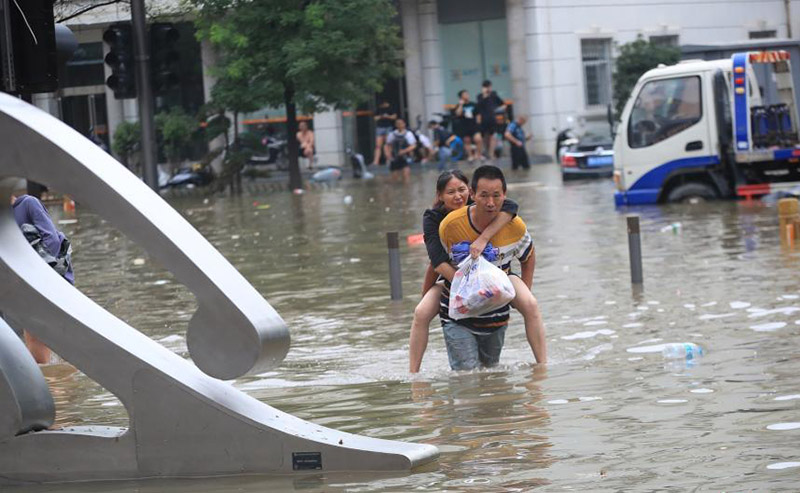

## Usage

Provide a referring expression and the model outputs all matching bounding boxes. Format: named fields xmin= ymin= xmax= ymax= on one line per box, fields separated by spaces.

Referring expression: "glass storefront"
xmin=438 ymin=15 xmax=511 ymax=106
xmin=60 ymin=93 xmax=109 ymax=149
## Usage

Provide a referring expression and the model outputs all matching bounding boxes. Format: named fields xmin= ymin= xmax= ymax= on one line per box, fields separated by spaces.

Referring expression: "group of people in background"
xmin=372 ymin=79 xmax=533 ymax=181
xmin=453 ymin=80 xmax=506 ymax=163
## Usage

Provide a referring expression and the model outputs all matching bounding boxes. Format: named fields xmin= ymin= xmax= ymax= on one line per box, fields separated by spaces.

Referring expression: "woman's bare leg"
xmin=463 ymin=136 xmax=474 ymax=161
xmin=373 ymin=135 xmax=385 ymax=165
xmin=409 ymin=284 xmax=444 ymax=373
xmin=24 ymin=331 xmax=51 ymax=364
xmin=473 ymin=133 xmax=484 ymax=160
xmin=509 ymin=276 xmax=547 ymax=364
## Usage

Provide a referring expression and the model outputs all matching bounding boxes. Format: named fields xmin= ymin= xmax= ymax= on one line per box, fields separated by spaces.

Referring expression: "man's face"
xmin=299 ymin=122 xmax=308 ymax=131
xmin=395 ymin=119 xmax=406 ymax=131
xmin=471 ymin=178 xmax=505 ymax=216
xmin=460 ymin=91 xmax=470 ymax=102
xmin=481 ymin=85 xmax=490 ymax=96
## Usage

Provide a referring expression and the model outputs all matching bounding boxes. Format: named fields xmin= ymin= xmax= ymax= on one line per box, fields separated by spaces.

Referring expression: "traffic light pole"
xmin=130 ymin=0 xmax=158 ymax=191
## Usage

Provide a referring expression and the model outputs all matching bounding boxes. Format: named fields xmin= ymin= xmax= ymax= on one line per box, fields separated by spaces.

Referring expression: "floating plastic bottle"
xmin=659 ymin=222 xmax=682 ymax=234
xmin=662 ymin=342 xmax=704 ymax=360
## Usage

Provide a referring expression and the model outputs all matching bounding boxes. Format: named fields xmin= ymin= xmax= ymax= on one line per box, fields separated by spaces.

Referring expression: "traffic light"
xmin=103 ymin=22 xmax=135 ymax=99
xmin=149 ymin=23 xmax=179 ymax=95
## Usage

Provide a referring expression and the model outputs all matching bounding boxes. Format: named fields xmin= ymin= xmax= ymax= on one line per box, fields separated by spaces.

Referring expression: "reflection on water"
xmin=10 ymin=163 xmax=800 ymax=490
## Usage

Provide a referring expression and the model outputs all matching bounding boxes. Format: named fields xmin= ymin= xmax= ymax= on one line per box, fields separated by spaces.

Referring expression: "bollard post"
xmin=387 ymin=232 xmax=403 ymax=300
xmin=778 ymin=198 xmax=800 ymax=248
xmin=627 ymin=216 xmax=643 ymax=285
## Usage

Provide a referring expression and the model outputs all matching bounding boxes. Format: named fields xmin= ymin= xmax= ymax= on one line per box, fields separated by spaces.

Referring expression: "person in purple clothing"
xmin=9 ymin=180 xmax=73 ymax=363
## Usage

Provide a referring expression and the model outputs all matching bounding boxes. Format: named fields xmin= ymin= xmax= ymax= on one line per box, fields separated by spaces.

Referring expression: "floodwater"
xmin=13 ymin=163 xmax=800 ymax=491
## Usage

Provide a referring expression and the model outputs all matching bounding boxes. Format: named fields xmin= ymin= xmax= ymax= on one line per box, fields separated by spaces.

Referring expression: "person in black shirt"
xmin=454 ymin=90 xmax=483 ymax=163
xmin=372 ymin=100 xmax=397 ymax=166
xmin=476 ymin=80 xmax=506 ymax=160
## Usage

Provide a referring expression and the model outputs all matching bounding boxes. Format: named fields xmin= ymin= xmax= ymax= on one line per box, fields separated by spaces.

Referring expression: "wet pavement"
xmin=14 ymin=162 xmax=800 ymax=491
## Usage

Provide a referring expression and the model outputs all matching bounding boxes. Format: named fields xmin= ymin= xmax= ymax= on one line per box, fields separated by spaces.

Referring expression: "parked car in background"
xmin=560 ymin=130 xmax=614 ymax=180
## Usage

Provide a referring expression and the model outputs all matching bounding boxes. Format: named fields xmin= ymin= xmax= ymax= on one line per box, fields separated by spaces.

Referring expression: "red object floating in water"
xmin=407 ymin=233 xmax=424 ymax=246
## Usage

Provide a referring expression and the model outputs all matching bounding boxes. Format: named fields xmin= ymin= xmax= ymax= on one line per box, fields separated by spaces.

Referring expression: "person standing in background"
xmin=476 ymin=80 xmax=506 ymax=161
xmin=373 ymin=100 xmax=397 ymax=166
xmin=454 ymin=90 xmax=483 ymax=163
xmin=296 ymin=121 xmax=315 ymax=170
xmin=505 ymin=115 xmax=532 ymax=170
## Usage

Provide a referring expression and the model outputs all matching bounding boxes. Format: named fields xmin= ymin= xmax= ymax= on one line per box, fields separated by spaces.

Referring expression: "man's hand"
xmin=504 ymin=132 xmax=522 ymax=147
xmin=470 ymin=237 xmax=488 ymax=259
xmin=434 ymin=262 xmax=456 ymax=282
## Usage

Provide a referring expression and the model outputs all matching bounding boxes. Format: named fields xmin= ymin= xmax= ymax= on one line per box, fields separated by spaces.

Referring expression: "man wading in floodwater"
xmin=436 ymin=165 xmax=544 ymax=370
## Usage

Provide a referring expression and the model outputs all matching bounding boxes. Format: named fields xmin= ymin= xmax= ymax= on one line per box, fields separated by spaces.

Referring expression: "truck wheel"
xmin=667 ymin=183 xmax=717 ymax=204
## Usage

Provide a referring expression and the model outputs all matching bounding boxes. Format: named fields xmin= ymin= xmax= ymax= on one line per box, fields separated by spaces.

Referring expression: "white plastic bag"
xmin=448 ymin=256 xmax=515 ymax=320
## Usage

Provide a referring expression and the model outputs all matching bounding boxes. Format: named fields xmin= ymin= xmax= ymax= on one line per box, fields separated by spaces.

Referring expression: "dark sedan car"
xmin=559 ymin=132 xmax=614 ymax=180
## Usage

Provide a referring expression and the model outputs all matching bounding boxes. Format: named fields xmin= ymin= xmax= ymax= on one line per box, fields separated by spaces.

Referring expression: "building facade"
xmin=400 ymin=0 xmax=799 ymax=156
xmin=36 ymin=2 xmax=348 ymax=171
xmin=31 ymin=1 xmax=800 ymax=167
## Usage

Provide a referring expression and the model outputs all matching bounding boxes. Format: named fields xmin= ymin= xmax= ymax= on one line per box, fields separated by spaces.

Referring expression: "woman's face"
xmin=439 ymin=177 xmax=469 ymax=211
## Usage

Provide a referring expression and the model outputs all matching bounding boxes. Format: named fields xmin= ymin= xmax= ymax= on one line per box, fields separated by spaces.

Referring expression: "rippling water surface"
xmin=16 ymin=163 xmax=800 ymax=491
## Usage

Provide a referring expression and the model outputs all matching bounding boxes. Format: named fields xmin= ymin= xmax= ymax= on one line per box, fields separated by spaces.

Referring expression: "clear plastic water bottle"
xmin=662 ymin=342 xmax=704 ymax=360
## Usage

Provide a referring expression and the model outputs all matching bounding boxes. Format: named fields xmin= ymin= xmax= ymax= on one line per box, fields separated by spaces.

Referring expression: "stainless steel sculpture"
xmin=0 ymin=93 xmax=438 ymax=484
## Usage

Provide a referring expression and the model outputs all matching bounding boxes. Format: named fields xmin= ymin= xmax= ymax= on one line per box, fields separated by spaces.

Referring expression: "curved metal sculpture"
xmin=0 ymin=93 xmax=438 ymax=484
xmin=0 ymin=318 xmax=54 ymax=441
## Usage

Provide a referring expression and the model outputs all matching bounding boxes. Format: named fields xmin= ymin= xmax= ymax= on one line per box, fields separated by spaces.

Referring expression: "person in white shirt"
xmin=384 ymin=118 xmax=417 ymax=184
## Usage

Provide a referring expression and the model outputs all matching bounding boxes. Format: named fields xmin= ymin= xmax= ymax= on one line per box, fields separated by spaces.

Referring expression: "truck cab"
xmin=614 ymin=50 xmax=800 ymax=205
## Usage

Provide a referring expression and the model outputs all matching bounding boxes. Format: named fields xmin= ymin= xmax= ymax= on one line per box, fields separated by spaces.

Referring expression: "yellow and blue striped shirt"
xmin=438 ymin=205 xmax=533 ymax=331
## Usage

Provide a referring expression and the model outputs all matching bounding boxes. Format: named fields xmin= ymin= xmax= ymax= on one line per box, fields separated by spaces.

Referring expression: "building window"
xmin=58 ymin=42 xmax=105 ymax=88
xmin=650 ymin=35 xmax=679 ymax=47
xmin=581 ymin=39 xmax=612 ymax=107
xmin=749 ymin=30 xmax=777 ymax=39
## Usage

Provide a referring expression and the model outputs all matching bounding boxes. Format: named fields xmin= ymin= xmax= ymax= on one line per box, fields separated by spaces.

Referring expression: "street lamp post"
xmin=130 ymin=0 xmax=158 ymax=191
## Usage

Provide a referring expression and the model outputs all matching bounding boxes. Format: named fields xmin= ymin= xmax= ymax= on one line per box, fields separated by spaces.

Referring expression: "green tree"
xmin=111 ymin=120 xmax=141 ymax=169
xmin=190 ymin=0 xmax=402 ymax=190
xmin=613 ymin=37 xmax=681 ymax=120
xmin=209 ymin=71 xmax=270 ymax=142
xmin=155 ymin=106 xmax=197 ymax=168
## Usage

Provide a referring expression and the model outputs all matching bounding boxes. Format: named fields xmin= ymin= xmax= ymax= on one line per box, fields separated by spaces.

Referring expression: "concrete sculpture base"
xmin=0 ymin=93 xmax=437 ymax=484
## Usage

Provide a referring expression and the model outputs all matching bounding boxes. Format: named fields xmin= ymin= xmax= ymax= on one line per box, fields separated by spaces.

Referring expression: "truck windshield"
xmin=628 ymin=76 xmax=702 ymax=148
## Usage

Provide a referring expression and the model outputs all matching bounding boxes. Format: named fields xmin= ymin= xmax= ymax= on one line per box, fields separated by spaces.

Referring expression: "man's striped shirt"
xmin=438 ymin=205 xmax=533 ymax=332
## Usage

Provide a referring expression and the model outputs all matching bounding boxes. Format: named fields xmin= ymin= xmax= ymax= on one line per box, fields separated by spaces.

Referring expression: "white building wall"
xmin=400 ymin=0 xmax=425 ymax=125
xmin=418 ymin=1 xmax=445 ymax=123
xmin=792 ymin=0 xmax=800 ymax=41
xmin=506 ymin=0 xmax=530 ymax=124
xmin=400 ymin=0 xmax=445 ymax=124
xmin=313 ymin=110 xmax=345 ymax=167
